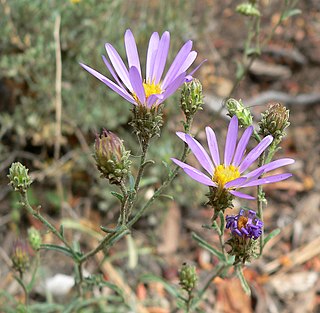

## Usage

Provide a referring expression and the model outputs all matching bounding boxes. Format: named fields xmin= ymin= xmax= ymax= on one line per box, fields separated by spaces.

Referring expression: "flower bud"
xmin=179 ymin=263 xmax=197 ymax=292
xmin=8 ymin=162 xmax=32 ymax=192
xmin=226 ymin=209 xmax=263 ymax=264
xmin=129 ymin=105 xmax=163 ymax=146
xmin=94 ymin=130 xmax=131 ymax=185
xmin=180 ymin=79 xmax=203 ymax=118
xmin=236 ymin=2 xmax=261 ymax=17
xmin=28 ymin=227 xmax=42 ymax=251
xmin=259 ymin=103 xmax=290 ymax=140
xmin=11 ymin=239 xmax=30 ymax=274
xmin=226 ymin=98 xmax=253 ymax=127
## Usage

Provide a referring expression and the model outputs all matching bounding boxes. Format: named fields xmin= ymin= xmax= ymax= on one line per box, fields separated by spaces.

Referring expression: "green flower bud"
xmin=226 ymin=98 xmax=253 ymax=127
xmin=94 ymin=130 xmax=131 ymax=185
xmin=236 ymin=2 xmax=261 ymax=17
xmin=11 ymin=240 xmax=30 ymax=274
xmin=179 ymin=263 xmax=197 ymax=292
xmin=129 ymin=105 xmax=163 ymax=146
xmin=259 ymin=103 xmax=290 ymax=140
xmin=28 ymin=227 xmax=42 ymax=251
xmin=8 ymin=162 xmax=32 ymax=192
xmin=180 ymin=79 xmax=203 ymax=118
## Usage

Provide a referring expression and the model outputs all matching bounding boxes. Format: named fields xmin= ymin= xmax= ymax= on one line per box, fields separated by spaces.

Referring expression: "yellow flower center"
xmin=212 ymin=164 xmax=240 ymax=188
xmin=143 ymin=81 xmax=162 ymax=99
xmin=237 ymin=216 xmax=248 ymax=230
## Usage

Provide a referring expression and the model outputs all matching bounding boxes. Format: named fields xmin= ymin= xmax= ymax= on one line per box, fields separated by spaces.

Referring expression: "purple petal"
xmin=161 ymin=72 xmax=186 ymax=101
xmin=246 ymin=158 xmax=295 ymax=178
xmin=205 ymin=127 xmax=220 ymax=166
xmin=241 ymin=173 xmax=292 ymax=187
xmin=171 ymin=158 xmax=215 ymax=186
xmin=224 ymin=116 xmax=238 ymax=166
xmin=229 ymin=190 xmax=255 ymax=200
xmin=152 ymin=31 xmax=170 ymax=84
xmin=177 ymin=133 xmax=214 ymax=175
xmin=239 ymin=135 xmax=273 ymax=173
xmin=129 ymin=66 xmax=145 ymax=105
xmin=146 ymin=94 xmax=163 ymax=108
xmin=80 ymin=63 xmax=135 ymax=104
xmin=224 ymin=177 xmax=247 ymax=189
xmin=188 ymin=59 xmax=207 ymax=77
xmin=146 ymin=32 xmax=160 ymax=82
xmin=162 ymin=40 xmax=193 ymax=90
xmin=124 ymin=29 xmax=141 ymax=76
xmin=232 ymin=126 xmax=253 ymax=166
xmin=105 ymin=43 xmax=131 ymax=90
xmin=102 ymin=55 xmax=125 ymax=89
xmin=175 ymin=51 xmax=197 ymax=79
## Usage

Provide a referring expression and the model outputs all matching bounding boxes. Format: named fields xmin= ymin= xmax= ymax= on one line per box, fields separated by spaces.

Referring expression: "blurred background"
xmin=0 ymin=0 xmax=319 ymax=312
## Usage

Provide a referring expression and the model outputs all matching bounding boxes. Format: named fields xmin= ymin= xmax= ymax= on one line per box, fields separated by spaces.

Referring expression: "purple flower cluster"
xmin=226 ymin=209 xmax=263 ymax=240
xmin=81 ymin=29 xmax=201 ymax=108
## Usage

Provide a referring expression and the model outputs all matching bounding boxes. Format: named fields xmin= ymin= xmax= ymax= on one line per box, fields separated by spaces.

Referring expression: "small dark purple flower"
xmin=80 ymin=29 xmax=202 ymax=107
xmin=226 ymin=209 xmax=263 ymax=240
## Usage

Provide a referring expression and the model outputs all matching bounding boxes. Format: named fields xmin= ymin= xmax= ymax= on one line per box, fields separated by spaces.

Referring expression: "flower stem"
xmin=19 ymin=191 xmax=79 ymax=261
xmin=257 ymin=151 xmax=266 ymax=255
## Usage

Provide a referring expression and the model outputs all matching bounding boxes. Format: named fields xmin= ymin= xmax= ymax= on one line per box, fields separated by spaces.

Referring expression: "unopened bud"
xmin=28 ymin=227 xmax=42 ymax=251
xmin=11 ymin=239 xmax=30 ymax=274
xmin=179 ymin=263 xmax=197 ymax=292
xmin=8 ymin=162 xmax=32 ymax=192
xmin=226 ymin=98 xmax=253 ymax=127
xmin=236 ymin=2 xmax=261 ymax=17
xmin=94 ymin=130 xmax=131 ymax=185
xmin=259 ymin=103 xmax=290 ymax=140
xmin=180 ymin=79 xmax=203 ymax=118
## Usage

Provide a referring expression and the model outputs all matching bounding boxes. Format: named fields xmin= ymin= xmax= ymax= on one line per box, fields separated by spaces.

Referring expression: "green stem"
xmin=257 ymin=151 xmax=265 ymax=255
xmin=133 ymin=140 xmax=150 ymax=193
xmin=14 ymin=274 xmax=29 ymax=306
xmin=19 ymin=191 xmax=79 ymax=261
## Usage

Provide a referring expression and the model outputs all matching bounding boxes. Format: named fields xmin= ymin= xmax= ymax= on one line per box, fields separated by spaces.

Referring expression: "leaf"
xmin=126 ymin=234 xmax=138 ymax=269
xmin=128 ymin=173 xmax=135 ymax=192
xmin=219 ymin=211 xmax=225 ymax=234
xmin=159 ymin=194 xmax=174 ymax=200
xmin=59 ymin=224 xmax=64 ymax=237
xmin=140 ymin=274 xmax=181 ymax=299
xmin=40 ymin=244 xmax=74 ymax=258
xmin=282 ymin=8 xmax=302 ymax=20
xmin=212 ymin=221 xmax=222 ymax=236
xmin=111 ymin=191 xmax=124 ymax=202
xmin=192 ymin=232 xmax=226 ymax=261
xmin=235 ymin=265 xmax=251 ymax=295
xmin=263 ymin=228 xmax=281 ymax=247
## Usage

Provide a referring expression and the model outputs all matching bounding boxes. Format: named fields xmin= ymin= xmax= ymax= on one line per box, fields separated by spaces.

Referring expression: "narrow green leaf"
xmin=128 ymin=173 xmax=135 ymax=191
xmin=282 ymin=8 xmax=301 ymax=20
xmin=111 ymin=191 xmax=124 ymax=202
xmin=263 ymin=228 xmax=281 ymax=247
xmin=236 ymin=265 xmax=251 ymax=295
xmin=59 ymin=224 xmax=64 ymax=237
xmin=219 ymin=211 xmax=225 ymax=234
xmin=212 ymin=221 xmax=221 ymax=236
xmin=159 ymin=194 xmax=174 ymax=200
xmin=40 ymin=244 xmax=74 ymax=258
xmin=140 ymin=274 xmax=181 ymax=299
xmin=192 ymin=232 xmax=226 ymax=261
xmin=126 ymin=234 xmax=138 ymax=269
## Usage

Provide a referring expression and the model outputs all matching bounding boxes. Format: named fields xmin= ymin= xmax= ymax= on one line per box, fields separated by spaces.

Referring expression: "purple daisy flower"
xmin=226 ymin=209 xmax=263 ymax=240
xmin=80 ymin=29 xmax=202 ymax=107
xmin=171 ymin=116 xmax=294 ymax=200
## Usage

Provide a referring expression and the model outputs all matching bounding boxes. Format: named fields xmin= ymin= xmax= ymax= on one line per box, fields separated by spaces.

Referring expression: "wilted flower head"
xmin=81 ymin=29 xmax=202 ymax=108
xmin=94 ymin=130 xmax=131 ymax=184
xmin=226 ymin=209 xmax=263 ymax=240
xmin=171 ymin=116 xmax=294 ymax=200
